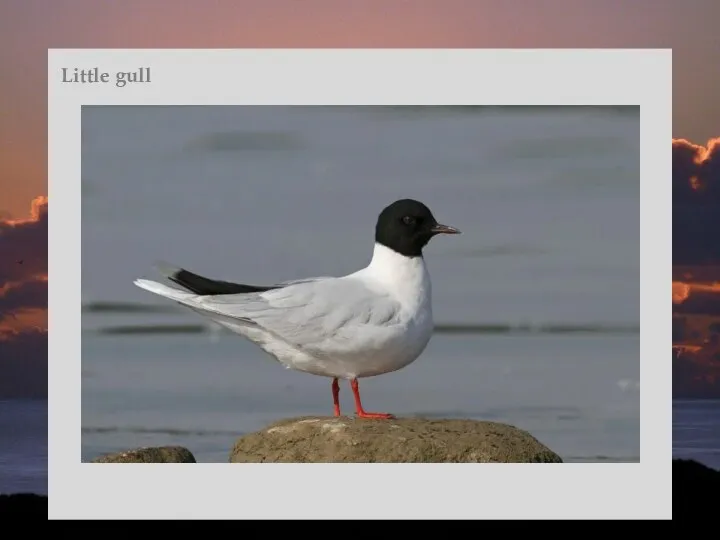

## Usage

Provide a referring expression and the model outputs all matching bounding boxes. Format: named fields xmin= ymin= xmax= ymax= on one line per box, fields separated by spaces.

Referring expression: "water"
xmin=80 ymin=105 xmax=640 ymax=463
xmin=673 ymin=399 xmax=720 ymax=470
xmin=0 ymin=400 xmax=48 ymax=494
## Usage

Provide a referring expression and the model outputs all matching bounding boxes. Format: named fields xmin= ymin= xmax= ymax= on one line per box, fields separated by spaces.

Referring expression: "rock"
xmin=673 ymin=459 xmax=720 ymax=517
xmin=0 ymin=494 xmax=47 ymax=515
xmin=92 ymin=445 xmax=196 ymax=463
xmin=229 ymin=416 xmax=563 ymax=463
xmin=673 ymin=459 xmax=720 ymax=488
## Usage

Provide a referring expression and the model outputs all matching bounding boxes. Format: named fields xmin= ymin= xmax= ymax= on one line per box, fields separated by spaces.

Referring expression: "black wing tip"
xmin=152 ymin=260 xmax=282 ymax=296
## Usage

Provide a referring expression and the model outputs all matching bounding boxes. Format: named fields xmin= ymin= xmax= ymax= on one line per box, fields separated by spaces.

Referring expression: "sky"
xmin=673 ymin=138 xmax=720 ymax=265
xmin=0 ymin=0 xmax=718 ymax=398
xmin=0 ymin=195 xmax=47 ymax=398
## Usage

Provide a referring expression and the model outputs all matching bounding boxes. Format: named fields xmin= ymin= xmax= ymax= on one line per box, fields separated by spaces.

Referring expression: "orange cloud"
xmin=673 ymin=137 xmax=720 ymax=192
xmin=673 ymin=137 xmax=720 ymax=165
xmin=673 ymin=137 xmax=720 ymax=265
xmin=0 ymin=194 xmax=47 ymax=398
xmin=673 ymin=280 xmax=720 ymax=305
xmin=5 ymin=195 xmax=48 ymax=225
xmin=0 ymin=195 xmax=47 ymax=284
xmin=0 ymin=195 xmax=47 ymax=331
xmin=673 ymin=281 xmax=691 ymax=304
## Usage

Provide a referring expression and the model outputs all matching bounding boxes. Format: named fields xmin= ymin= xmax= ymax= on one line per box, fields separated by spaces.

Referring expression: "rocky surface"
xmin=229 ymin=416 xmax=563 ymax=463
xmin=91 ymin=445 xmax=196 ymax=463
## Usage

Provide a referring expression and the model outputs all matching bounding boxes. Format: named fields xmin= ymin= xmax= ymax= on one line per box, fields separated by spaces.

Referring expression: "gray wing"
xmin=192 ymin=277 xmax=402 ymax=357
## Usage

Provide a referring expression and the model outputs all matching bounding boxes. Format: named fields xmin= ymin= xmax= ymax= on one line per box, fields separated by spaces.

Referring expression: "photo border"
xmin=48 ymin=48 xmax=671 ymax=519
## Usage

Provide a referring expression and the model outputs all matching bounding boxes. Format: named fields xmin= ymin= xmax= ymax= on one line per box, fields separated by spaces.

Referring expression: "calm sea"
xmin=0 ymin=400 xmax=47 ymax=495
xmin=80 ymin=105 xmax=640 ymax=463
xmin=673 ymin=399 xmax=720 ymax=470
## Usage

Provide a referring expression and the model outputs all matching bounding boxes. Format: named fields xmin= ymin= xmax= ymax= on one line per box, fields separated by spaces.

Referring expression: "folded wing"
xmin=194 ymin=277 xmax=402 ymax=357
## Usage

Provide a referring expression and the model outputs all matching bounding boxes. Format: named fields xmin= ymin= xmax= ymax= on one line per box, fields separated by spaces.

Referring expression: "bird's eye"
xmin=402 ymin=216 xmax=415 ymax=225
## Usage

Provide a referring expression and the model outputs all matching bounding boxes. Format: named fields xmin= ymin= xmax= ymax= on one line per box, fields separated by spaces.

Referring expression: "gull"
xmin=133 ymin=199 xmax=460 ymax=419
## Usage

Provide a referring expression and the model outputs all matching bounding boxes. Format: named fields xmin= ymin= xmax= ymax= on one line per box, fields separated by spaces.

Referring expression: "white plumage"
xmin=135 ymin=243 xmax=433 ymax=379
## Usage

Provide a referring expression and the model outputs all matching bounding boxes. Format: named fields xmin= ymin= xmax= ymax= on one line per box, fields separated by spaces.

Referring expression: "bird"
xmin=133 ymin=198 xmax=461 ymax=419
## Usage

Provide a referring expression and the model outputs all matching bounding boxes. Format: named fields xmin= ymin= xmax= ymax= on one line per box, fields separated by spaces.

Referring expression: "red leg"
xmin=350 ymin=378 xmax=395 ymax=419
xmin=332 ymin=378 xmax=341 ymax=417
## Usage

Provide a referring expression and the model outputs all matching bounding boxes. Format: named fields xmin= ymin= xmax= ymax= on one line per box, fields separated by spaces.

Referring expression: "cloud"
xmin=0 ymin=278 xmax=47 ymax=313
xmin=0 ymin=327 xmax=47 ymax=399
xmin=0 ymin=195 xmax=48 ymax=288
xmin=0 ymin=196 xmax=47 ymax=399
xmin=0 ymin=195 xmax=47 ymax=322
xmin=673 ymin=138 xmax=720 ymax=265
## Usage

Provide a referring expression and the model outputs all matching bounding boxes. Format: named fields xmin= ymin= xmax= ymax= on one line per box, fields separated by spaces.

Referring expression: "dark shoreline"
xmin=674 ymin=457 xmax=720 ymax=473
xmin=0 ymin=493 xmax=48 ymax=514
xmin=674 ymin=458 xmax=720 ymax=518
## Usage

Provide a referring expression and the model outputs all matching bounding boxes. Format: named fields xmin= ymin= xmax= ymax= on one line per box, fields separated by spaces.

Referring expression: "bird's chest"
xmin=395 ymin=292 xmax=434 ymax=356
xmin=341 ymin=302 xmax=432 ymax=379
xmin=361 ymin=275 xmax=434 ymax=366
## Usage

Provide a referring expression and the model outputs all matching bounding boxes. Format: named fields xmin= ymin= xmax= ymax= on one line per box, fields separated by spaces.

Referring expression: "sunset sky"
xmin=0 ymin=0 xmax=719 ymax=398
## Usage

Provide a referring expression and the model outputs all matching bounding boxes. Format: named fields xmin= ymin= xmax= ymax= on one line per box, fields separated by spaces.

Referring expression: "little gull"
xmin=133 ymin=198 xmax=460 ymax=419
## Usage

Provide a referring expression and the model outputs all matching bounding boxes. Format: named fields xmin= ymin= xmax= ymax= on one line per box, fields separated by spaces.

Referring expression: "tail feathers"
xmin=134 ymin=278 xmax=261 ymax=330
xmin=133 ymin=279 xmax=196 ymax=304
xmin=153 ymin=260 xmax=282 ymax=296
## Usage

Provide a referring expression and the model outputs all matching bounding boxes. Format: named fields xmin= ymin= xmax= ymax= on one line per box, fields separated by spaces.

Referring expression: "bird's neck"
xmin=364 ymin=243 xmax=431 ymax=306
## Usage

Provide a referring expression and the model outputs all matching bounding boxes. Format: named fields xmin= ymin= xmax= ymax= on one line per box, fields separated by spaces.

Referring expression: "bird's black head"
xmin=374 ymin=199 xmax=460 ymax=258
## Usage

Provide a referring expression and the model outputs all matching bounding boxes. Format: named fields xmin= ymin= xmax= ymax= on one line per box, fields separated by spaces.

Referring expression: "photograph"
xmin=80 ymin=104 xmax=640 ymax=464
xmin=4 ymin=0 xmax=715 ymax=520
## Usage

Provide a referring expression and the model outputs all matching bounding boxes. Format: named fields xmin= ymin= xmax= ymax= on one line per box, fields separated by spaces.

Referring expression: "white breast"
xmin=359 ymin=243 xmax=432 ymax=317
xmin=341 ymin=243 xmax=435 ymax=378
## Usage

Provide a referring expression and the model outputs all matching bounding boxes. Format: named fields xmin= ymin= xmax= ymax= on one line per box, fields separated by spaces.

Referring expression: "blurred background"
xmin=80 ymin=105 xmax=639 ymax=463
